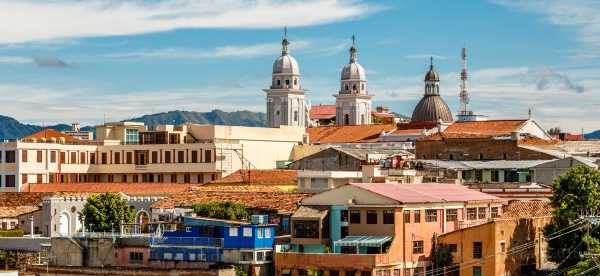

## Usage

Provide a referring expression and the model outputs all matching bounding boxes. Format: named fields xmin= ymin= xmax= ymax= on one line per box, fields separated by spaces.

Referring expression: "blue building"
xmin=150 ymin=215 xmax=276 ymax=265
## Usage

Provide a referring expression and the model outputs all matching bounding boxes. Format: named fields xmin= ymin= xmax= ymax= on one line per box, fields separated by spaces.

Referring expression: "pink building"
xmin=275 ymin=183 xmax=503 ymax=276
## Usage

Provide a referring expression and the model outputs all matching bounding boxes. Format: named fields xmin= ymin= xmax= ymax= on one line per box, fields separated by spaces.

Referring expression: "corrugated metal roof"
xmin=351 ymin=183 xmax=501 ymax=204
xmin=416 ymin=159 xmax=552 ymax=170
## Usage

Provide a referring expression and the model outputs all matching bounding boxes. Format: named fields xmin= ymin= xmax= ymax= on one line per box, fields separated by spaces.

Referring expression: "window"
xmin=294 ymin=110 xmax=298 ymax=122
xmin=80 ymin=152 xmax=86 ymax=164
xmin=21 ymin=175 xmax=27 ymax=185
xmin=478 ymin=207 xmax=487 ymax=219
xmin=164 ymin=151 xmax=171 ymax=163
xmin=175 ymin=253 xmax=183 ymax=261
xmin=36 ymin=174 xmax=42 ymax=183
xmin=126 ymin=152 xmax=133 ymax=164
xmin=101 ymin=152 xmax=107 ymax=164
xmin=340 ymin=210 xmax=349 ymax=222
xmin=36 ymin=151 xmax=42 ymax=163
xmin=285 ymin=79 xmax=290 ymax=86
xmin=177 ymin=151 xmax=185 ymax=163
xmin=491 ymin=170 xmax=500 ymax=182
xmin=241 ymin=251 xmax=253 ymax=262
xmin=467 ymin=208 xmax=477 ymax=220
xmin=412 ymin=241 xmax=424 ymax=254
xmin=404 ymin=210 xmax=410 ymax=223
xmin=479 ymin=153 xmax=484 ymax=160
xmin=90 ymin=153 xmax=95 ymax=164
xmin=5 ymin=175 xmax=15 ymax=187
xmin=491 ymin=207 xmax=499 ymax=218
xmin=113 ymin=152 xmax=120 ymax=164
xmin=366 ymin=210 xmax=377 ymax=224
xmin=229 ymin=227 xmax=238 ymax=236
xmin=426 ymin=210 xmax=437 ymax=222
xmin=294 ymin=79 xmax=297 ymax=85
xmin=204 ymin=150 xmax=212 ymax=163
xmin=265 ymin=228 xmax=271 ymax=238
xmin=163 ymin=252 xmax=173 ymax=260
xmin=448 ymin=244 xmax=457 ymax=252
xmin=350 ymin=210 xmax=361 ymax=224
xmin=49 ymin=151 xmax=56 ymax=163
xmin=191 ymin=151 xmax=198 ymax=163
xmin=151 ymin=151 xmax=158 ymax=163
xmin=500 ymin=241 xmax=506 ymax=253
xmin=185 ymin=226 xmax=192 ymax=232
xmin=383 ymin=210 xmax=394 ymax=224
xmin=125 ymin=128 xmax=139 ymax=145
xmin=21 ymin=150 xmax=28 ymax=162
xmin=5 ymin=151 xmax=15 ymax=163
xmin=257 ymin=228 xmax=264 ymax=238
xmin=129 ymin=252 xmax=143 ymax=264
xmin=413 ymin=210 xmax=421 ymax=223
xmin=446 ymin=209 xmax=457 ymax=221
xmin=473 ymin=266 xmax=482 ymax=276
xmin=189 ymin=253 xmax=196 ymax=261
xmin=473 ymin=242 xmax=483 ymax=258
xmin=0 ymin=151 xmax=2 ymax=163
xmin=243 ymin=227 xmax=252 ymax=237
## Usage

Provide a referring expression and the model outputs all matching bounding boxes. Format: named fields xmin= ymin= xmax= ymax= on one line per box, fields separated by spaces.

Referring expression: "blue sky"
xmin=0 ymin=0 xmax=598 ymax=132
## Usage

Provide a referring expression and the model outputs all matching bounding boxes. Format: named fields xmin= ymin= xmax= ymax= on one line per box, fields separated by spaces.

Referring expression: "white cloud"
xmin=0 ymin=56 xmax=31 ymax=64
xmin=491 ymin=0 xmax=600 ymax=59
xmin=0 ymin=0 xmax=384 ymax=44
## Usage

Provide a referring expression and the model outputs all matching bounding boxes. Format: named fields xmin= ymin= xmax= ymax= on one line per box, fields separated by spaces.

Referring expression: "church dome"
xmin=411 ymin=94 xmax=453 ymax=123
xmin=273 ymin=54 xmax=299 ymax=75
xmin=341 ymin=62 xmax=366 ymax=80
xmin=424 ymin=68 xmax=439 ymax=81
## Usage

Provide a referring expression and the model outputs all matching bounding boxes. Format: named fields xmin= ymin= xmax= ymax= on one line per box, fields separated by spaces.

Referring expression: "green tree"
xmin=545 ymin=165 xmax=600 ymax=274
xmin=429 ymin=234 xmax=456 ymax=275
xmin=547 ymin=127 xmax=562 ymax=135
xmin=83 ymin=192 xmax=135 ymax=232
xmin=192 ymin=201 xmax=250 ymax=221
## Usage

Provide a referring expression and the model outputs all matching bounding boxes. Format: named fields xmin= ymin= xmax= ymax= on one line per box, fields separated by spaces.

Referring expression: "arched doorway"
xmin=58 ymin=212 xmax=70 ymax=236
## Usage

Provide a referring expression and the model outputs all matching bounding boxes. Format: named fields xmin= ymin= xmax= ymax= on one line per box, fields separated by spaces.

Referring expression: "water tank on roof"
xmin=251 ymin=215 xmax=268 ymax=225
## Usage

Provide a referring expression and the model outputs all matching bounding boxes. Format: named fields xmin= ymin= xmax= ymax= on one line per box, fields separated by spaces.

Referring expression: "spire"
xmin=282 ymin=26 xmax=289 ymax=55
xmin=430 ymin=56 xmax=434 ymax=70
xmin=349 ymin=35 xmax=357 ymax=63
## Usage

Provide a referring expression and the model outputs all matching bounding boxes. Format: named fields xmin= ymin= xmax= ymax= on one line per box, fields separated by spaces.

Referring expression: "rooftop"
xmin=501 ymin=201 xmax=553 ymax=218
xmin=151 ymin=187 xmax=311 ymax=214
xmin=22 ymin=128 xmax=83 ymax=143
xmin=351 ymin=183 xmax=502 ymax=204
xmin=0 ymin=192 xmax=49 ymax=207
xmin=210 ymin=169 xmax=297 ymax=186
xmin=443 ymin=120 xmax=528 ymax=136
xmin=310 ymin=104 xmax=336 ymax=120
xmin=306 ymin=124 xmax=396 ymax=144
xmin=0 ymin=206 xmax=40 ymax=219
xmin=23 ymin=183 xmax=199 ymax=196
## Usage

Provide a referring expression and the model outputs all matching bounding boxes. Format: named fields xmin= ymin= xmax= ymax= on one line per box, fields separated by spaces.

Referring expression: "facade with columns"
xmin=264 ymin=31 xmax=309 ymax=128
xmin=335 ymin=37 xmax=372 ymax=126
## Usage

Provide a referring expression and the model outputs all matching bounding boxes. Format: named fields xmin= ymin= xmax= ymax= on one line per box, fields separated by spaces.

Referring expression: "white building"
xmin=335 ymin=36 xmax=372 ymax=126
xmin=0 ymin=123 xmax=304 ymax=192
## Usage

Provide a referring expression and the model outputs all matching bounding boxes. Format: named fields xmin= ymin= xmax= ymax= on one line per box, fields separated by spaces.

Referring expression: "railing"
xmin=150 ymin=237 xmax=224 ymax=247
xmin=71 ymin=232 xmax=157 ymax=239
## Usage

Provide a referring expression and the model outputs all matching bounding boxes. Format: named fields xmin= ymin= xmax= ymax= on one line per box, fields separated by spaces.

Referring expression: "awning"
xmin=333 ymin=236 xmax=392 ymax=247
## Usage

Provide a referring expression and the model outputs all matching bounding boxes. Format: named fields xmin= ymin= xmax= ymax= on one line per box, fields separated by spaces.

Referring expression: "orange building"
xmin=275 ymin=183 xmax=503 ymax=276
xmin=437 ymin=201 xmax=553 ymax=276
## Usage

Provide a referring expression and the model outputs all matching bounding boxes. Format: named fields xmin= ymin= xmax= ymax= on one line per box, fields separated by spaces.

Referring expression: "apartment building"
xmin=275 ymin=183 xmax=503 ymax=276
xmin=0 ymin=123 xmax=304 ymax=192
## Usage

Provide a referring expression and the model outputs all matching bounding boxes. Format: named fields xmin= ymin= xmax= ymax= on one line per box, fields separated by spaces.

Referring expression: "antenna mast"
xmin=459 ymin=47 xmax=471 ymax=116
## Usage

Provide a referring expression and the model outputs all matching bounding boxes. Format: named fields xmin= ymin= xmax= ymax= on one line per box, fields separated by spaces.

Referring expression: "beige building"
xmin=0 ymin=123 xmax=304 ymax=192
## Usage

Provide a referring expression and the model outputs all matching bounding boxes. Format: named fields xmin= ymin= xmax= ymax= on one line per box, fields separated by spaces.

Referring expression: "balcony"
xmin=149 ymin=236 xmax=223 ymax=248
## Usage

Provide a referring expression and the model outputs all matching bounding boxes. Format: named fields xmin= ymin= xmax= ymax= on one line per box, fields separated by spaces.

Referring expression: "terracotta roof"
xmin=443 ymin=120 xmax=527 ymax=136
xmin=372 ymin=112 xmax=395 ymax=118
xmin=24 ymin=183 xmax=199 ymax=196
xmin=0 ymin=192 xmax=49 ymax=207
xmin=151 ymin=187 xmax=311 ymax=214
xmin=0 ymin=206 xmax=40 ymax=218
xmin=390 ymin=128 xmax=426 ymax=136
xmin=22 ymin=128 xmax=82 ymax=143
xmin=351 ymin=183 xmax=502 ymax=204
xmin=306 ymin=124 xmax=396 ymax=144
xmin=501 ymin=201 xmax=553 ymax=218
xmin=310 ymin=105 xmax=336 ymax=120
xmin=211 ymin=169 xmax=297 ymax=185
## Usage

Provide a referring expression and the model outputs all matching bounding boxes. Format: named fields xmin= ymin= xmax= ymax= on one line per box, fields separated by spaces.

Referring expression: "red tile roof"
xmin=22 ymin=128 xmax=83 ymax=143
xmin=151 ymin=187 xmax=311 ymax=214
xmin=24 ymin=183 xmax=199 ymax=196
xmin=442 ymin=120 xmax=527 ymax=136
xmin=372 ymin=112 xmax=395 ymax=118
xmin=306 ymin=124 xmax=396 ymax=144
xmin=0 ymin=192 xmax=49 ymax=218
xmin=501 ymin=201 xmax=553 ymax=218
xmin=351 ymin=183 xmax=502 ymax=204
xmin=211 ymin=169 xmax=297 ymax=185
xmin=310 ymin=105 xmax=336 ymax=120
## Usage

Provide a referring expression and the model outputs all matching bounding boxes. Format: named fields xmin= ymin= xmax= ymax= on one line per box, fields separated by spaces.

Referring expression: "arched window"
xmin=285 ymin=79 xmax=290 ymax=86
xmin=276 ymin=110 xmax=280 ymax=116
xmin=345 ymin=84 xmax=349 ymax=91
xmin=479 ymin=153 xmax=484 ymax=160
xmin=294 ymin=78 xmax=297 ymax=85
xmin=449 ymin=154 xmax=454 ymax=160
xmin=277 ymin=79 xmax=281 ymax=86
xmin=344 ymin=114 xmax=350 ymax=125
xmin=361 ymin=114 xmax=365 ymax=124
xmin=353 ymin=84 xmax=357 ymax=91
xmin=361 ymin=84 xmax=365 ymax=90
xmin=294 ymin=111 xmax=298 ymax=122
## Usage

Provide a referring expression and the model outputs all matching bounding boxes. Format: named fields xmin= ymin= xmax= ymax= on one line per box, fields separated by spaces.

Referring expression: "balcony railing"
xmin=150 ymin=237 xmax=224 ymax=247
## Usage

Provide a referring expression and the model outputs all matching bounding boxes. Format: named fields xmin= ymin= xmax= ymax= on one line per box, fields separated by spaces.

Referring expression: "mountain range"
xmin=0 ymin=110 xmax=266 ymax=140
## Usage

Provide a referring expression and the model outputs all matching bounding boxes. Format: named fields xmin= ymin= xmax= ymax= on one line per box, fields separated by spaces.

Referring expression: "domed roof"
xmin=341 ymin=62 xmax=366 ymax=80
xmin=411 ymin=95 xmax=453 ymax=123
xmin=273 ymin=54 xmax=299 ymax=75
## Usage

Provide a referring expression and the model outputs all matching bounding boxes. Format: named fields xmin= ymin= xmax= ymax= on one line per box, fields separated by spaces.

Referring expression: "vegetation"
xmin=192 ymin=201 xmax=250 ymax=221
xmin=545 ymin=165 xmax=600 ymax=274
xmin=234 ymin=264 xmax=249 ymax=276
xmin=547 ymin=127 xmax=562 ymax=135
xmin=82 ymin=192 xmax=135 ymax=232
xmin=0 ymin=229 xmax=24 ymax=237
xmin=429 ymin=234 xmax=456 ymax=274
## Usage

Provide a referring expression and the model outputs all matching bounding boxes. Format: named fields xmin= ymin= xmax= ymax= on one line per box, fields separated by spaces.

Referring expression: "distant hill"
xmin=126 ymin=110 xmax=266 ymax=128
xmin=585 ymin=130 xmax=600 ymax=140
xmin=0 ymin=110 xmax=266 ymax=140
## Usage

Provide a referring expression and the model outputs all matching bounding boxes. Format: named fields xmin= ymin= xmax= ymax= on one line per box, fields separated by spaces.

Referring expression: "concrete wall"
xmin=289 ymin=148 xmax=362 ymax=171
xmin=51 ymin=237 xmax=85 ymax=266
xmin=416 ymin=138 xmax=556 ymax=161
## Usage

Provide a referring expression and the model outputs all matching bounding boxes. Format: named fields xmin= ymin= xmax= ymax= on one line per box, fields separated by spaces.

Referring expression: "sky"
xmin=0 ymin=0 xmax=598 ymax=132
